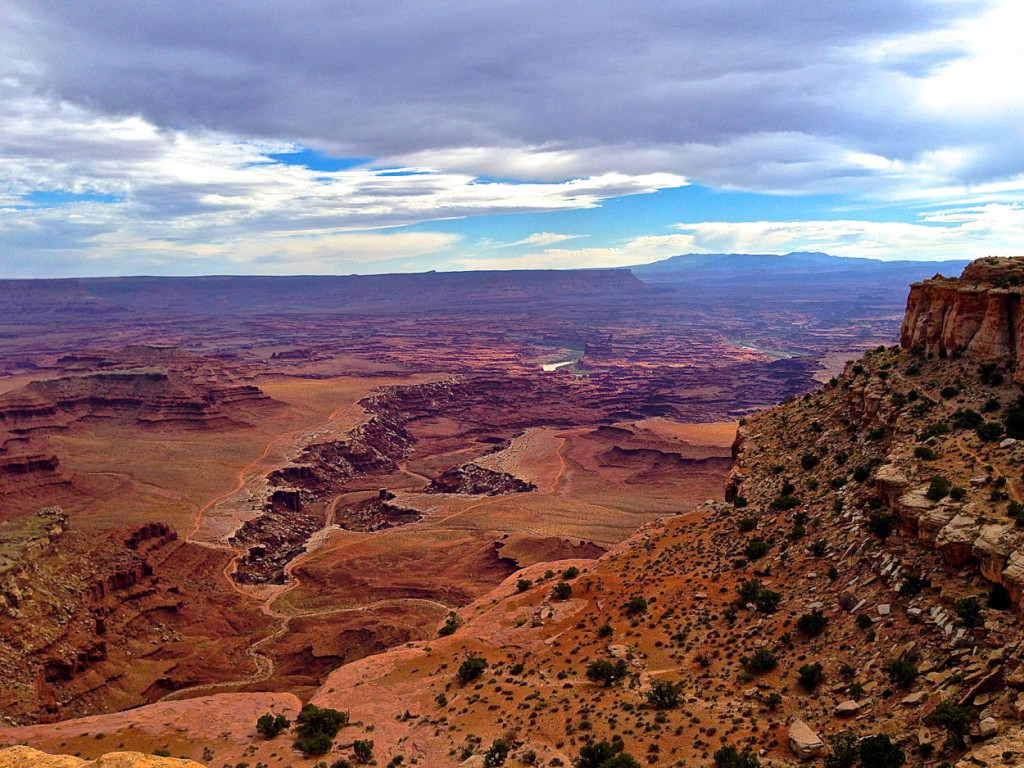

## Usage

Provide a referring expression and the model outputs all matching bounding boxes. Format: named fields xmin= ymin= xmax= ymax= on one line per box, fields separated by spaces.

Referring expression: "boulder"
xmin=972 ymin=525 xmax=1022 ymax=583
xmin=1002 ymin=550 xmax=1024 ymax=606
xmin=834 ymin=700 xmax=861 ymax=717
xmin=875 ymin=464 xmax=910 ymax=508
xmin=917 ymin=505 xmax=954 ymax=548
xmin=936 ymin=513 xmax=981 ymax=566
xmin=788 ymin=719 xmax=824 ymax=760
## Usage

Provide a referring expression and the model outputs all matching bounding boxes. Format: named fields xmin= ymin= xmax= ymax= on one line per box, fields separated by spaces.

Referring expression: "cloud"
xmin=5 ymin=0 xmax=1017 ymax=196
xmin=496 ymin=233 xmax=587 ymax=248
xmin=0 ymin=83 xmax=687 ymax=275
xmin=457 ymin=235 xmax=700 ymax=271
xmin=673 ymin=204 xmax=1024 ymax=260
xmin=486 ymin=204 xmax=1024 ymax=270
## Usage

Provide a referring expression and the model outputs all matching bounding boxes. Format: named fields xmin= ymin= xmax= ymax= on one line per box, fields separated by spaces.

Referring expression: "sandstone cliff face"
xmin=901 ymin=256 xmax=1024 ymax=381
xmin=0 ymin=747 xmax=204 ymax=768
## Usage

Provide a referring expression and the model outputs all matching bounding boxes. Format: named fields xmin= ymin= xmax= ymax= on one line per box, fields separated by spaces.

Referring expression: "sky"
xmin=1 ymin=0 xmax=1023 ymax=277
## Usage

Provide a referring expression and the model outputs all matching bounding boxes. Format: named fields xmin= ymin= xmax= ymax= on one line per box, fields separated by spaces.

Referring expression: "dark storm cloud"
xmin=7 ymin=0 xmax=1001 ymax=182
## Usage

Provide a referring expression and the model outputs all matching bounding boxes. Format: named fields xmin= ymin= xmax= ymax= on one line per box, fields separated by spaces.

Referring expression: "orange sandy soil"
xmin=0 ymin=416 xmax=736 ymax=764
xmin=212 ymin=418 xmax=734 ymax=701
xmin=20 ymin=375 xmax=421 ymax=534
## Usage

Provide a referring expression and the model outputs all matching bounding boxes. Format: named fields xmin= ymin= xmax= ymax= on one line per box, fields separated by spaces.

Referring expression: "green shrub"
xmin=900 ymin=573 xmax=926 ymax=596
xmin=852 ymin=466 xmax=870 ymax=482
xmin=577 ymin=740 xmax=627 ymax=768
xmin=624 ymin=595 xmax=648 ymax=614
xmin=256 ymin=713 xmax=291 ymax=739
xmin=738 ymin=578 xmax=763 ymax=603
xmin=713 ymin=745 xmax=760 ymax=768
xmin=645 ymin=679 xmax=683 ymax=709
xmin=914 ymin=446 xmax=936 ymax=460
xmin=732 ymin=495 xmax=749 ymax=508
xmin=809 ymin=539 xmax=827 ymax=556
xmin=516 ymin=578 xmax=532 ymax=592
xmin=976 ymin=421 xmax=1005 ymax=441
xmin=352 ymin=739 xmax=374 ymax=764
xmin=738 ymin=516 xmax=758 ymax=532
xmin=438 ymin=611 xmax=462 ymax=636
xmin=772 ymin=495 xmax=802 ymax=510
xmin=801 ymin=453 xmax=820 ymax=471
xmin=586 ymin=658 xmax=628 ymax=686
xmin=930 ymin=701 xmax=974 ymax=749
xmin=867 ymin=510 xmax=893 ymax=539
xmin=562 ymin=566 xmax=580 ymax=579
xmin=456 ymin=655 xmax=488 ymax=684
xmin=293 ymin=704 xmax=348 ymax=755
xmin=483 ymin=739 xmax=510 ymax=767
xmin=949 ymin=486 xmax=967 ymax=501
xmin=823 ymin=731 xmax=858 ymax=768
xmin=983 ymin=396 xmax=1002 ymax=412
xmin=755 ymin=589 xmax=782 ymax=614
xmin=888 ymin=659 xmax=918 ymax=689
xmin=830 ymin=475 xmax=847 ymax=489
xmin=552 ymin=581 xmax=572 ymax=600
xmin=940 ymin=386 xmax=959 ymax=399
xmin=858 ymin=734 xmax=905 ymax=768
xmin=744 ymin=538 xmax=770 ymax=560
xmin=952 ymin=408 xmax=982 ymax=428
xmin=926 ymin=476 xmax=951 ymax=501
xmin=918 ymin=422 xmax=950 ymax=440
xmin=742 ymin=648 xmax=778 ymax=674
xmin=797 ymin=662 xmax=825 ymax=690
xmin=797 ymin=609 xmax=828 ymax=637
xmin=1001 ymin=396 xmax=1024 ymax=438
xmin=955 ymin=596 xmax=980 ymax=627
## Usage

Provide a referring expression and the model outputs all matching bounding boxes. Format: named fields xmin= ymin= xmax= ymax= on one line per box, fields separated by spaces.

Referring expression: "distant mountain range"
xmin=632 ymin=251 xmax=970 ymax=277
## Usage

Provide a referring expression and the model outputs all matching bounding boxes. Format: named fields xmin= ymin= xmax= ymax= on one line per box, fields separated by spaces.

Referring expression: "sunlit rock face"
xmin=901 ymin=256 xmax=1024 ymax=382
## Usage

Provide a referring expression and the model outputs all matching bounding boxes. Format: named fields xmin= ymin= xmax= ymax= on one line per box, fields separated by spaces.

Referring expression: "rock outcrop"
xmin=901 ymin=256 xmax=1024 ymax=381
xmin=0 ymin=746 xmax=204 ymax=768
xmin=425 ymin=463 xmax=537 ymax=496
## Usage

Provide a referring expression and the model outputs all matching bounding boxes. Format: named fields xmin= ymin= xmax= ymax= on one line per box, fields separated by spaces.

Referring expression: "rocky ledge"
xmin=0 ymin=746 xmax=203 ymax=768
xmin=901 ymin=256 xmax=1024 ymax=381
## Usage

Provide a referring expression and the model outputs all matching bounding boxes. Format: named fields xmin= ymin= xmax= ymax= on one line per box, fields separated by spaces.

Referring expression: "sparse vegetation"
xmin=456 ymin=655 xmax=488 ymax=684
xmin=797 ymin=662 xmax=825 ymax=690
xmin=586 ymin=658 xmax=628 ymax=686
xmin=293 ymin=705 xmax=348 ymax=755
xmin=256 ymin=713 xmax=290 ymax=739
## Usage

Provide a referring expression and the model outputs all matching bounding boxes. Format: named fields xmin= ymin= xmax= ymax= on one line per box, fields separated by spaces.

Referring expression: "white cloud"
xmin=495 ymin=232 xmax=586 ymax=248
xmin=457 ymin=234 xmax=700 ymax=271
xmin=480 ymin=204 xmax=1024 ymax=270
xmin=672 ymin=205 xmax=1024 ymax=260
xmin=0 ymin=84 xmax=687 ymax=275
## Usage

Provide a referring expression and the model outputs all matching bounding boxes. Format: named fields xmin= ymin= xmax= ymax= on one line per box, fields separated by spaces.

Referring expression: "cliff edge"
xmin=901 ymin=256 xmax=1024 ymax=379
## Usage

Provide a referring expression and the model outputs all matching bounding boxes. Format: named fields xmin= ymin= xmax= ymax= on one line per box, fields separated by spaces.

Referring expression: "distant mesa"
xmin=0 ymin=268 xmax=649 ymax=319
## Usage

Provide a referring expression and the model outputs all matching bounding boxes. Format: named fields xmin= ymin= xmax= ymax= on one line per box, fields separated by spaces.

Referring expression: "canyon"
xmin=7 ymin=257 xmax=1023 ymax=767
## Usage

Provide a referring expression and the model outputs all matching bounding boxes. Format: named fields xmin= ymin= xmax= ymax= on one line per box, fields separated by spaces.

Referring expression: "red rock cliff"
xmin=901 ymin=256 xmax=1024 ymax=381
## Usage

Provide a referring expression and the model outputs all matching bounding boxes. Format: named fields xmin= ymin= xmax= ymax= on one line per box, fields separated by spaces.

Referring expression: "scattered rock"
xmin=834 ymin=700 xmax=862 ymax=717
xmin=788 ymin=719 xmax=824 ymax=760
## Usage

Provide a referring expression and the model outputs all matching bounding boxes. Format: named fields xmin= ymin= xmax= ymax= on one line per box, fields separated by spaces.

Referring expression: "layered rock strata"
xmin=901 ymin=256 xmax=1024 ymax=381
